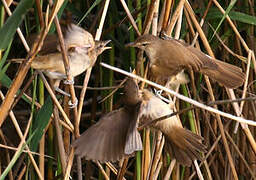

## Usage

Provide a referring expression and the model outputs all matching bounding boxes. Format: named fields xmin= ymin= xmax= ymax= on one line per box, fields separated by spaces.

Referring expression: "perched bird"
xmin=73 ymin=78 xmax=206 ymax=166
xmin=139 ymin=89 xmax=206 ymax=166
xmin=126 ymin=34 xmax=245 ymax=89
xmin=72 ymin=78 xmax=143 ymax=162
xmin=11 ymin=24 xmax=111 ymax=89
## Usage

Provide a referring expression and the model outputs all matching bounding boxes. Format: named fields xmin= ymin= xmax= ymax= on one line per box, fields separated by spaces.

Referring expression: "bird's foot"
xmin=68 ymin=97 xmax=78 ymax=108
xmin=64 ymin=77 xmax=74 ymax=85
xmin=154 ymin=89 xmax=163 ymax=96
xmin=155 ymin=89 xmax=175 ymax=108
xmin=54 ymin=86 xmax=78 ymax=108
xmin=160 ymin=32 xmax=172 ymax=40
xmin=54 ymin=87 xmax=71 ymax=97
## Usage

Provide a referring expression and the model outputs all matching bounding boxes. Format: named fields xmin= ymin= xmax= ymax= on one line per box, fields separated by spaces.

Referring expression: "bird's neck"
xmin=144 ymin=43 xmax=158 ymax=64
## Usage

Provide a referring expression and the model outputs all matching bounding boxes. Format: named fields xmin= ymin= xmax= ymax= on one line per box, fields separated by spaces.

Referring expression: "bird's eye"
xmin=141 ymin=42 xmax=150 ymax=46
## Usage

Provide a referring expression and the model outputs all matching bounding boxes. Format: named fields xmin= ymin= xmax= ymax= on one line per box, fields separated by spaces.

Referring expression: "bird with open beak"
xmin=11 ymin=24 xmax=111 ymax=90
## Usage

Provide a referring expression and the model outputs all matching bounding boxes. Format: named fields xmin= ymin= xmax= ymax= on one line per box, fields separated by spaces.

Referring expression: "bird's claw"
xmin=154 ymin=89 xmax=163 ymax=96
xmin=64 ymin=78 xmax=74 ymax=85
xmin=154 ymin=89 xmax=171 ymax=104
xmin=68 ymin=97 xmax=78 ymax=108
xmin=54 ymin=87 xmax=71 ymax=97
xmin=160 ymin=32 xmax=172 ymax=40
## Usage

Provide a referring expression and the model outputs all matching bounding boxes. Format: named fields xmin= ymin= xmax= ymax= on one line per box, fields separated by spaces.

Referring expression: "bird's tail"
xmin=164 ymin=126 xmax=207 ymax=166
xmin=201 ymin=59 xmax=245 ymax=89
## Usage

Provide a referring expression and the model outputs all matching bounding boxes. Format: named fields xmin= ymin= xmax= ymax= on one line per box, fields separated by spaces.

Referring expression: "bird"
xmin=139 ymin=88 xmax=207 ymax=166
xmin=11 ymin=24 xmax=111 ymax=90
xmin=72 ymin=78 xmax=206 ymax=166
xmin=72 ymin=78 xmax=143 ymax=162
xmin=126 ymin=34 xmax=245 ymax=89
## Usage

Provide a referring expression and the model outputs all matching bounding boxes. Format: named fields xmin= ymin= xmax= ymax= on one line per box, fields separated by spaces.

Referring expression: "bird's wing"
xmin=27 ymin=33 xmax=60 ymax=55
xmin=124 ymin=104 xmax=143 ymax=154
xmin=186 ymin=45 xmax=245 ymax=88
xmin=166 ymin=40 xmax=205 ymax=70
xmin=9 ymin=54 xmax=66 ymax=75
xmin=30 ymin=53 xmax=66 ymax=74
xmin=151 ymin=40 xmax=204 ymax=72
xmin=72 ymin=107 xmax=142 ymax=162
xmin=185 ymin=45 xmax=218 ymax=69
xmin=64 ymin=24 xmax=95 ymax=50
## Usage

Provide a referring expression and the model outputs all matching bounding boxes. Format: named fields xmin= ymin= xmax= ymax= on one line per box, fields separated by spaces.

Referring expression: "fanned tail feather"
xmin=201 ymin=59 xmax=245 ymax=89
xmin=164 ymin=126 xmax=207 ymax=166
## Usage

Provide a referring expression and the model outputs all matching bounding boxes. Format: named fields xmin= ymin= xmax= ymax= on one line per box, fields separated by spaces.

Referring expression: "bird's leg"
xmin=160 ymin=32 xmax=172 ymax=40
xmin=154 ymin=76 xmax=177 ymax=108
xmin=153 ymin=75 xmax=176 ymax=97
xmin=52 ymin=80 xmax=70 ymax=96
xmin=68 ymin=98 xmax=78 ymax=108
xmin=55 ymin=86 xmax=78 ymax=108
xmin=154 ymin=89 xmax=170 ymax=104
xmin=64 ymin=76 xmax=74 ymax=85
xmin=54 ymin=87 xmax=71 ymax=97
xmin=53 ymin=79 xmax=78 ymax=108
xmin=62 ymin=77 xmax=78 ymax=108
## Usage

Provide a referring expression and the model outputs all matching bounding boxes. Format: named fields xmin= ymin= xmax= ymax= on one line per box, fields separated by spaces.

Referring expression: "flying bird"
xmin=73 ymin=78 xmax=206 ymax=166
xmin=72 ymin=78 xmax=143 ymax=162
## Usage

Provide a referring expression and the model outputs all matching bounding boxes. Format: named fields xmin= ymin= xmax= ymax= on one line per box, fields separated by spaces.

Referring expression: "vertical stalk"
xmin=128 ymin=0 xmax=135 ymax=68
xmin=181 ymin=85 xmax=197 ymax=133
xmin=34 ymin=0 xmax=46 ymax=177
xmin=0 ymin=4 xmax=5 ymax=58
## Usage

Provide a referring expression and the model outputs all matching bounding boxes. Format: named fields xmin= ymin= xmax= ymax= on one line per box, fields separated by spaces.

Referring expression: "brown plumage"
xmin=72 ymin=107 xmax=142 ymax=162
xmin=140 ymin=89 xmax=207 ymax=166
xmin=126 ymin=34 xmax=245 ymax=89
xmin=73 ymin=79 xmax=206 ymax=166
xmin=11 ymin=24 xmax=111 ymax=88
xmin=72 ymin=78 xmax=143 ymax=162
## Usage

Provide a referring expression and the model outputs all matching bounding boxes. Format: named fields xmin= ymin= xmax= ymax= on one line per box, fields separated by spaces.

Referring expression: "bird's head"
xmin=123 ymin=78 xmax=142 ymax=106
xmin=125 ymin=34 xmax=159 ymax=50
xmin=95 ymin=40 xmax=112 ymax=55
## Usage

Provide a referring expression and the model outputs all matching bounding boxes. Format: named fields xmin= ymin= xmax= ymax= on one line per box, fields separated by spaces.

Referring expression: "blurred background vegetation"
xmin=0 ymin=0 xmax=255 ymax=179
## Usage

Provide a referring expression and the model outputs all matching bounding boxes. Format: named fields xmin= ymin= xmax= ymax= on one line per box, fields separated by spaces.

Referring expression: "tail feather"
xmin=201 ymin=59 xmax=245 ymax=89
xmin=124 ymin=130 xmax=143 ymax=155
xmin=166 ymin=143 xmax=192 ymax=166
xmin=164 ymin=126 xmax=207 ymax=166
xmin=186 ymin=45 xmax=245 ymax=88
xmin=124 ymin=105 xmax=143 ymax=155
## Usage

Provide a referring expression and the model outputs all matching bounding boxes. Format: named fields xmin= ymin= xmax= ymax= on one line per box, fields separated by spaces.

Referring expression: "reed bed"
xmin=0 ymin=0 xmax=255 ymax=179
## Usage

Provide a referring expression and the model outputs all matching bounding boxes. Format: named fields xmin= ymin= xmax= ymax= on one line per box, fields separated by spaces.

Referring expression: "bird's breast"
xmin=69 ymin=52 xmax=91 ymax=77
xmin=145 ymin=45 xmax=158 ymax=64
xmin=139 ymin=91 xmax=182 ymax=133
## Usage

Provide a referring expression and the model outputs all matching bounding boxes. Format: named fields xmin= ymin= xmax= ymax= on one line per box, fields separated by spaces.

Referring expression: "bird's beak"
xmin=103 ymin=40 xmax=112 ymax=50
xmin=103 ymin=40 xmax=111 ymax=46
xmin=125 ymin=42 xmax=137 ymax=48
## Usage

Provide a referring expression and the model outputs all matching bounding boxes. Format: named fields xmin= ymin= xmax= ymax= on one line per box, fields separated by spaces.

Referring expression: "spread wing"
xmin=72 ymin=107 xmax=142 ymax=162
